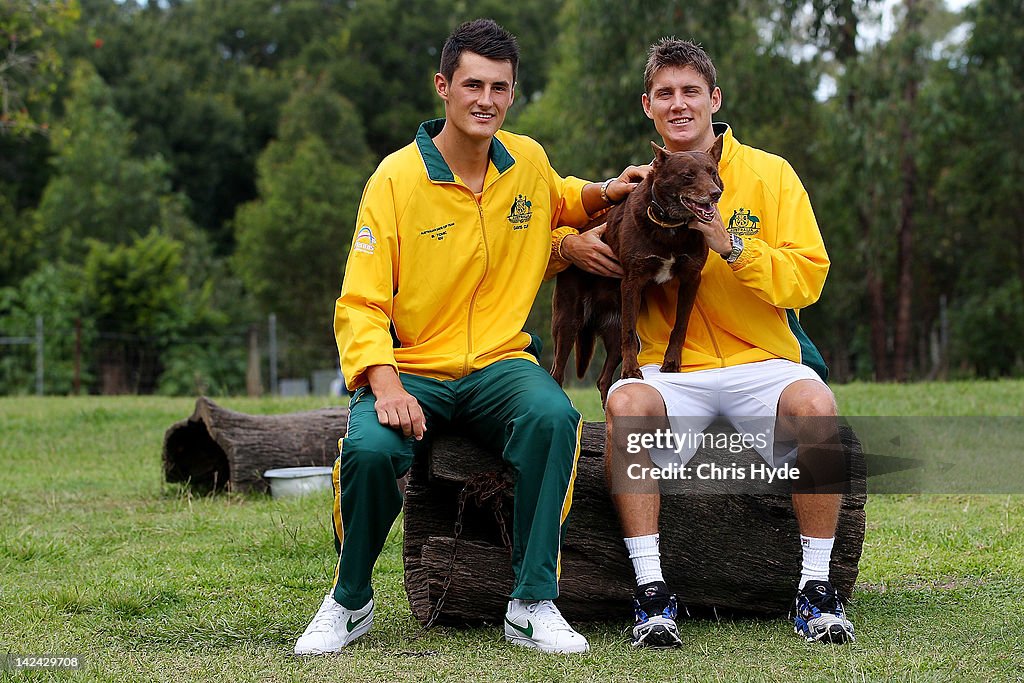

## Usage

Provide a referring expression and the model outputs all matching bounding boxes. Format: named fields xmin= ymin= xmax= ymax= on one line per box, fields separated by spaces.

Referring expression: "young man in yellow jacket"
xmin=558 ymin=38 xmax=854 ymax=647
xmin=294 ymin=19 xmax=648 ymax=656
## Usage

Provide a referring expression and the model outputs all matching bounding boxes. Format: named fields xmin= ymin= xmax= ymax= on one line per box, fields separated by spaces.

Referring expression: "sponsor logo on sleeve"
xmin=353 ymin=225 xmax=377 ymax=254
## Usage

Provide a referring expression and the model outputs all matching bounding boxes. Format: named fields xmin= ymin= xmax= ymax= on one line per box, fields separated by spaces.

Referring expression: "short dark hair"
xmin=644 ymin=37 xmax=717 ymax=94
xmin=440 ymin=19 xmax=519 ymax=84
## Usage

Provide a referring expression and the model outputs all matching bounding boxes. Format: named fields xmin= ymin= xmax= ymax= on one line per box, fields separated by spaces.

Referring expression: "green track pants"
xmin=328 ymin=358 xmax=583 ymax=610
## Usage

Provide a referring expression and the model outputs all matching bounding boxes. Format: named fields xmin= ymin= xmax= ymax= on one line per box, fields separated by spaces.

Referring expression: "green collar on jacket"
xmin=415 ymin=118 xmax=516 ymax=182
xmin=712 ymin=121 xmax=742 ymax=171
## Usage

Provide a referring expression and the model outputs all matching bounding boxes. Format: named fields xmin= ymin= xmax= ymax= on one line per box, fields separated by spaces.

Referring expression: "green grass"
xmin=1 ymin=383 xmax=1023 ymax=682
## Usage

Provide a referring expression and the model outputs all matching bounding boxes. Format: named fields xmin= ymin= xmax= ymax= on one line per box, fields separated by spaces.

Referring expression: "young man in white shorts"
xmin=557 ymin=38 xmax=855 ymax=647
xmin=610 ymin=358 xmax=827 ymax=470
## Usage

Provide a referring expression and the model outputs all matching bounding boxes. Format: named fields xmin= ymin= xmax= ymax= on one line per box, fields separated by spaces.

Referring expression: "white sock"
xmin=624 ymin=534 xmax=664 ymax=586
xmin=799 ymin=535 xmax=834 ymax=589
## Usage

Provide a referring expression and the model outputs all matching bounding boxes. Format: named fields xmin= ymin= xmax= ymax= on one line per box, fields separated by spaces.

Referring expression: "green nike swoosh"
xmin=347 ymin=613 xmax=370 ymax=632
xmin=504 ymin=616 xmax=533 ymax=638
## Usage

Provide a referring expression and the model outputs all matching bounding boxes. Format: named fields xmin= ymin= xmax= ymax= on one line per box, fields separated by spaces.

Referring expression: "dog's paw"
xmin=659 ymin=361 xmax=680 ymax=374
xmin=620 ymin=365 xmax=643 ymax=380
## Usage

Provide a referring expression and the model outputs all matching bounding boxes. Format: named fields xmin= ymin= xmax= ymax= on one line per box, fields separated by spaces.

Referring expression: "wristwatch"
xmin=722 ymin=233 xmax=744 ymax=264
xmin=600 ymin=178 xmax=622 ymax=205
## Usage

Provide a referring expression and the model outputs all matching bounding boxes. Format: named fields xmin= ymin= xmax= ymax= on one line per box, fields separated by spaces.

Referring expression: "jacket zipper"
xmin=695 ymin=301 xmax=725 ymax=367
xmin=463 ymin=195 xmax=489 ymax=377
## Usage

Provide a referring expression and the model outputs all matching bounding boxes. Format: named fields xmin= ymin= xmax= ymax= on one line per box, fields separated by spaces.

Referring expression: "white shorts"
xmin=607 ymin=358 xmax=827 ymax=468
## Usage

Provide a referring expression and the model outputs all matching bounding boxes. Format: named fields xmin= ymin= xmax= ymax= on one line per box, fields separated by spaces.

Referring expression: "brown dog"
xmin=551 ymin=137 xmax=724 ymax=402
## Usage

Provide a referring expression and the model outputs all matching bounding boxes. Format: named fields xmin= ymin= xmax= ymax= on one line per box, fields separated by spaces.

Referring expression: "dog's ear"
xmin=650 ymin=141 xmax=669 ymax=165
xmin=706 ymin=135 xmax=724 ymax=164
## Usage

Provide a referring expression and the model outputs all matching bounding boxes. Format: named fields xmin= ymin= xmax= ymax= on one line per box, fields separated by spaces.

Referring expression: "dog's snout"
xmin=711 ymin=188 xmax=723 ymax=203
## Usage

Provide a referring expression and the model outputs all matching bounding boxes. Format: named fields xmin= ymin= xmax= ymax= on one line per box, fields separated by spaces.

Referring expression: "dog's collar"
xmin=648 ymin=180 xmax=690 ymax=228
xmin=647 ymin=204 xmax=689 ymax=229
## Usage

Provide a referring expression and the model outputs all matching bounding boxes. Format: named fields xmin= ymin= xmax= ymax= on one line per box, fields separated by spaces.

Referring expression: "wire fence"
xmin=0 ymin=316 xmax=44 ymax=395
xmin=3 ymin=311 xmax=609 ymax=397
xmin=0 ymin=313 xmax=343 ymax=397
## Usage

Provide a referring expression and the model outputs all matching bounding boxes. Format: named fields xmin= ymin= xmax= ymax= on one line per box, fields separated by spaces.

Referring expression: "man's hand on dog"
xmin=366 ymin=365 xmax=427 ymax=440
xmin=604 ymin=164 xmax=652 ymax=203
xmin=691 ymin=207 xmax=733 ymax=256
xmin=563 ymin=164 xmax=652 ymax=278
xmin=561 ymin=224 xmax=625 ymax=278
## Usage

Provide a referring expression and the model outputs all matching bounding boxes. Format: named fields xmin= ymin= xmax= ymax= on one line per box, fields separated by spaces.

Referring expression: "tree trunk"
xmin=894 ymin=0 xmax=922 ymax=382
xmin=867 ymin=268 xmax=889 ymax=380
xmin=246 ymin=325 xmax=263 ymax=397
xmin=100 ymin=345 xmax=131 ymax=395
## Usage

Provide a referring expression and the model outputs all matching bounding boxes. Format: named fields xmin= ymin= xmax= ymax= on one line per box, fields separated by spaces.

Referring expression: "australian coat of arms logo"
xmin=728 ymin=208 xmax=760 ymax=235
xmin=508 ymin=194 xmax=533 ymax=230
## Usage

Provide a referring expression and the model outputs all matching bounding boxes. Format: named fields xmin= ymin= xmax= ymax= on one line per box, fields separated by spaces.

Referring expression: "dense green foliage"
xmin=0 ymin=0 xmax=1020 ymax=394
xmin=35 ymin=62 xmax=189 ymax=262
xmin=233 ymin=74 xmax=373 ymax=373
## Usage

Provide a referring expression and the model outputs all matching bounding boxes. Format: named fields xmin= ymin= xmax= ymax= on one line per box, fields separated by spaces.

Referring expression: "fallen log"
xmin=403 ymin=422 xmax=866 ymax=623
xmin=162 ymin=397 xmax=347 ymax=493
xmin=163 ymin=398 xmax=866 ymax=621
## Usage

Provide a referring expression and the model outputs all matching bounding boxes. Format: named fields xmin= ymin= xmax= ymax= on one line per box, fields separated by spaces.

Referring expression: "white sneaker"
xmin=293 ymin=594 xmax=374 ymax=655
xmin=503 ymin=599 xmax=589 ymax=654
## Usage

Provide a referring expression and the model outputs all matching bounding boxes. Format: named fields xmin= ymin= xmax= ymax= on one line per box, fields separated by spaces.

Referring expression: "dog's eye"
xmin=681 ymin=172 xmax=694 ymax=180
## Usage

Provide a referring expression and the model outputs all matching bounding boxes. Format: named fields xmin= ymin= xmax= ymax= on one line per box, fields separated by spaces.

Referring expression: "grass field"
xmin=1 ymin=382 xmax=1023 ymax=682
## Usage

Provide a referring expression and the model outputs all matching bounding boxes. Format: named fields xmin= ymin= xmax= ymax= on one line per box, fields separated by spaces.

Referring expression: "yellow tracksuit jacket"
xmin=552 ymin=123 xmax=829 ymax=378
xmin=642 ymin=123 xmax=829 ymax=376
xmin=335 ymin=119 xmax=590 ymax=391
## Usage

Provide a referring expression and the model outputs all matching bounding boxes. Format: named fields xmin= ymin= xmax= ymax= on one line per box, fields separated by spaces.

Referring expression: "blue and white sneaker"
xmin=793 ymin=580 xmax=855 ymax=644
xmin=631 ymin=581 xmax=683 ymax=648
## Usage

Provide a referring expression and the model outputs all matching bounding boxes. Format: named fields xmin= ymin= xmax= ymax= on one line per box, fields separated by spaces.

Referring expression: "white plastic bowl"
xmin=263 ymin=466 xmax=334 ymax=498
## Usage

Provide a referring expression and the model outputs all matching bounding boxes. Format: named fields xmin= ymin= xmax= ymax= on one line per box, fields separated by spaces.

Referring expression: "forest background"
xmin=2 ymin=0 xmax=1021 ymax=396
